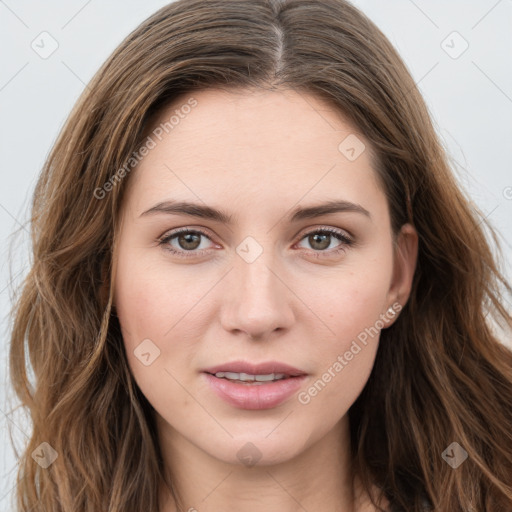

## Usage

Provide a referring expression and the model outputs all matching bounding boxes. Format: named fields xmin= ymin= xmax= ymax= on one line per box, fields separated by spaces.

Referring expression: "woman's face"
xmin=113 ymin=87 xmax=417 ymax=466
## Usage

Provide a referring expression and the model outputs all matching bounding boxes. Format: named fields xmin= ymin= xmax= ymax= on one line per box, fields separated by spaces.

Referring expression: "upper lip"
xmin=202 ymin=361 xmax=307 ymax=377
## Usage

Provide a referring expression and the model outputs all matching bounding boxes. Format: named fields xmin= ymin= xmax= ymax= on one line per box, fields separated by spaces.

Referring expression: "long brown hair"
xmin=7 ymin=0 xmax=512 ymax=510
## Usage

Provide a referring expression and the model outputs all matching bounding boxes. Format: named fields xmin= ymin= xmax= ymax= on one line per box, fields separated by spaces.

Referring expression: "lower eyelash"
xmin=158 ymin=227 xmax=353 ymax=258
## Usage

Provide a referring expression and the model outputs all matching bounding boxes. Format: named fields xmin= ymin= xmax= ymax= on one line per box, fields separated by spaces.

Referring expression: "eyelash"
xmin=157 ymin=226 xmax=354 ymax=259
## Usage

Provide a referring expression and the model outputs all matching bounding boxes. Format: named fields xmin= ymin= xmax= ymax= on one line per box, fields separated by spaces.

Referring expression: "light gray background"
xmin=1 ymin=0 xmax=511 ymax=508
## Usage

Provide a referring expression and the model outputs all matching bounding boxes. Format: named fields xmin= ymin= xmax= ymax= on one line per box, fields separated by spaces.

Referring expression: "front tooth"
xmin=255 ymin=373 xmax=275 ymax=382
xmin=214 ymin=372 xmax=288 ymax=382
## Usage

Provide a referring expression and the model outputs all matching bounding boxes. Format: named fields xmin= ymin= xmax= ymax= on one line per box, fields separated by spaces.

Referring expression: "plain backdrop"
xmin=1 ymin=0 xmax=511 ymax=508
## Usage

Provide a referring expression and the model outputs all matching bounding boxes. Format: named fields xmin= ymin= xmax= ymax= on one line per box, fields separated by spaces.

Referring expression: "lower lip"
xmin=203 ymin=373 xmax=307 ymax=410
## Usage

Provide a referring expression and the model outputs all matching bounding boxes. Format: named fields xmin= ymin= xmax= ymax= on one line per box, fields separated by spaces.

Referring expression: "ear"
xmin=385 ymin=223 xmax=418 ymax=325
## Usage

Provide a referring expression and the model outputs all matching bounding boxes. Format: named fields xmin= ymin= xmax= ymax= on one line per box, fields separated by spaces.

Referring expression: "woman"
xmin=8 ymin=0 xmax=512 ymax=510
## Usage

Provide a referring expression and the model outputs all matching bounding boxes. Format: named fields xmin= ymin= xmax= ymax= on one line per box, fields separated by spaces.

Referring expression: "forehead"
xmin=122 ymin=87 xmax=385 ymax=220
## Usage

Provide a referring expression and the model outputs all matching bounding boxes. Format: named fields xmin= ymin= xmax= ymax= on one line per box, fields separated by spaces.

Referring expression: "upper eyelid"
xmin=160 ymin=225 xmax=353 ymax=245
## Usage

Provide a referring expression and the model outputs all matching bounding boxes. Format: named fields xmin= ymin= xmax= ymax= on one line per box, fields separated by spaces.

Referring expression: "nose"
xmin=219 ymin=250 xmax=295 ymax=341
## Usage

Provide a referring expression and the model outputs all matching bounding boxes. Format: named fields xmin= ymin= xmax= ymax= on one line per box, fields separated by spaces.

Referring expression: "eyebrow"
xmin=139 ymin=199 xmax=371 ymax=223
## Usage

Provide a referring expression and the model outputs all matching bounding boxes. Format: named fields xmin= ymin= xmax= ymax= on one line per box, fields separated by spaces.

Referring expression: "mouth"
xmin=207 ymin=371 xmax=291 ymax=385
xmin=201 ymin=361 xmax=308 ymax=410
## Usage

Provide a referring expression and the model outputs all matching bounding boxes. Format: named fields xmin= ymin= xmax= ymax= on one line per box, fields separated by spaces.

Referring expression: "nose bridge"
xmin=220 ymin=234 xmax=294 ymax=338
xmin=234 ymin=237 xmax=283 ymax=309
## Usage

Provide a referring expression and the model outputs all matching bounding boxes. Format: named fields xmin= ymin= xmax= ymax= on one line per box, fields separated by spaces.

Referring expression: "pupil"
xmin=179 ymin=233 xmax=200 ymax=250
xmin=311 ymin=233 xmax=329 ymax=250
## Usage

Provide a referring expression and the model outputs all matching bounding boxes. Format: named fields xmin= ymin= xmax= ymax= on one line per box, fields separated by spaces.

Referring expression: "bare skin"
xmin=112 ymin=87 xmax=418 ymax=512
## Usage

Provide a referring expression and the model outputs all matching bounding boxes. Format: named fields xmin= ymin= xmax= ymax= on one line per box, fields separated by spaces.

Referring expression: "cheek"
xmin=113 ymin=252 xmax=204 ymax=399
xmin=114 ymin=253 xmax=172 ymax=381
xmin=114 ymin=274 xmax=189 ymax=414
xmin=114 ymin=242 xmax=191 ymax=341
xmin=332 ymin=280 xmax=387 ymax=344
xmin=296 ymin=259 xmax=391 ymax=410
xmin=309 ymin=263 xmax=391 ymax=348
xmin=297 ymin=299 xmax=383 ymax=424
xmin=115 ymin=276 xmax=165 ymax=347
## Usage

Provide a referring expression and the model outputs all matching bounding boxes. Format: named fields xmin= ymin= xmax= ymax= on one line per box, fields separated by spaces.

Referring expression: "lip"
xmin=201 ymin=360 xmax=308 ymax=410
xmin=202 ymin=361 xmax=307 ymax=377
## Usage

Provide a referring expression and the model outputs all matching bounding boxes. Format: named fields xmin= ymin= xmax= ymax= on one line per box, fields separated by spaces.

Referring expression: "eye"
xmin=158 ymin=226 xmax=354 ymax=259
xmin=158 ymin=228 xmax=215 ymax=258
xmin=295 ymin=227 xmax=353 ymax=258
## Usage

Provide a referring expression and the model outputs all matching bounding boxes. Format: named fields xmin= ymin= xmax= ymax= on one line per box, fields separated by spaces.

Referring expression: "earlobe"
xmin=381 ymin=303 xmax=402 ymax=329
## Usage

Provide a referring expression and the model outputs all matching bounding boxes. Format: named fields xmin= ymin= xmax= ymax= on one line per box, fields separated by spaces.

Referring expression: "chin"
xmin=203 ymin=431 xmax=309 ymax=468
